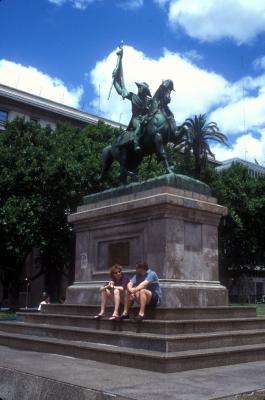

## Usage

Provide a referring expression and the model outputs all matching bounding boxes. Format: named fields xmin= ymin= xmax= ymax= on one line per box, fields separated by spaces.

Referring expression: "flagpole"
xmin=108 ymin=41 xmax=124 ymax=100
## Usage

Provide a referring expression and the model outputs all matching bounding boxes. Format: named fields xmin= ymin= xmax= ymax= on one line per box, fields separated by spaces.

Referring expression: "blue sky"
xmin=1 ymin=0 xmax=265 ymax=163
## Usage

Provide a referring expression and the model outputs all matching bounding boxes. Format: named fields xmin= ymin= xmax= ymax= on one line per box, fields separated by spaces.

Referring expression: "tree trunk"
xmin=7 ymin=258 xmax=27 ymax=310
xmin=194 ymin=156 xmax=201 ymax=179
xmin=8 ymin=276 xmax=20 ymax=310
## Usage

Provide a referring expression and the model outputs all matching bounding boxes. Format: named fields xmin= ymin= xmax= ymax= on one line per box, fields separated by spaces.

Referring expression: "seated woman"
xmin=94 ymin=264 xmax=129 ymax=321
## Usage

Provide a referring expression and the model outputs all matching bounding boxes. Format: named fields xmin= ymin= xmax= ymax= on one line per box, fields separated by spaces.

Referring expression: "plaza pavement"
xmin=0 ymin=345 xmax=265 ymax=400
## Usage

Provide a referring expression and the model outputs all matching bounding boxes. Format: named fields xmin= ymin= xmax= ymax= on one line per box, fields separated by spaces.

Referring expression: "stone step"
xmin=17 ymin=312 xmax=265 ymax=334
xmin=1 ymin=321 xmax=265 ymax=353
xmin=1 ymin=330 xmax=265 ymax=372
xmin=40 ymin=304 xmax=257 ymax=320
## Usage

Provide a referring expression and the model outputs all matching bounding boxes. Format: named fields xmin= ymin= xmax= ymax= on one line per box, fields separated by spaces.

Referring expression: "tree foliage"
xmin=0 ymin=118 xmax=119 ymax=305
xmin=205 ymin=163 xmax=265 ymax=283
xmin=182 ymin=114 xmax=228 ymax=179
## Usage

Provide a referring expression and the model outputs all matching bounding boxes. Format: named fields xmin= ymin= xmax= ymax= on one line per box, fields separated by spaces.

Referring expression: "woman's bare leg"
xmin=112 ymin=288 xmax=121 ymax=316
xmin=99 ymin=289 xmax=111 ymax=315
xmin=122 ymin=290 xmax=133 ymax=316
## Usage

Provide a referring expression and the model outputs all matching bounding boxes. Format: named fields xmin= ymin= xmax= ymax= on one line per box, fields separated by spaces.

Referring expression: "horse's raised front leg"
xmin=153 ymin=132 xmax=173 ymax=174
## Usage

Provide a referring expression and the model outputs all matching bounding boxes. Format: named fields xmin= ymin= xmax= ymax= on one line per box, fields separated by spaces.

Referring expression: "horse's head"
xmin=162 ymin=79 xmax=175 ymax=92
xmin=153 ymin=79 xmax=175 ymax=106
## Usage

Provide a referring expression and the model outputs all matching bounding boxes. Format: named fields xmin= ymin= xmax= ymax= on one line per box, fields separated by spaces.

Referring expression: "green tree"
xmin=182 ymin=114 xmax=228 ymax=179
xmin=0 ymin=119 xmax=50 ymax=306
xmin=0 ymin=118 xmax=119 ymax=307
xmin=206 ymin=163 xmax=265 ymax=287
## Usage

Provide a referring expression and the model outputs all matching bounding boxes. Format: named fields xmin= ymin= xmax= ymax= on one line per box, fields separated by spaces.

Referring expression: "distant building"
xmin=0 ymin=83 xmax=124 ymax=131
xmin=216 ymin=157 xmax=265 ymax=178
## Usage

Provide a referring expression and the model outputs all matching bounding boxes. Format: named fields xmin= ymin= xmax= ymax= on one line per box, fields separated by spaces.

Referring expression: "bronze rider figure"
xmin=111 ymin=43 xmax=152 ymax=153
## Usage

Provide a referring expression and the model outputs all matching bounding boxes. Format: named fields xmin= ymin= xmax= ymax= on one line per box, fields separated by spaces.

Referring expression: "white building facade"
xmin=216 ymin=157 xmax=265 ymax=178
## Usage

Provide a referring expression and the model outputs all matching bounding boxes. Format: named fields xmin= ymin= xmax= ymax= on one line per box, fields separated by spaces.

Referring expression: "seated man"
xmin=121 ymin=262 xmax=161 ymax=321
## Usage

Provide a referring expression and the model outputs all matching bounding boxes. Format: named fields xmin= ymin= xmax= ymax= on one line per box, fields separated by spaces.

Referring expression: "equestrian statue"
xmin=99 ymin=42 xmax=186 ymax=184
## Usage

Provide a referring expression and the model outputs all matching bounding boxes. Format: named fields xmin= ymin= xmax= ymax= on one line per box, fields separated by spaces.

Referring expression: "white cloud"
xmin=209 ymin=73 xmax=265 ymax=134
xmin=90 ymin=44 xmax=265 ymax=162
xmin=90 ymin=45 xmax=234 ymax=125
xmin=48 ymin=0 xmax=101 ymax=10
xmin=117 ymin=0 xmax=143 ymax=9
xmin=211 ymin=131 xmax=265 ymax=164
xmin=48 ymin=0 xmax=66 ymax=5
xmin=159 ymin=0 xmax=265 ymax=44
xmin=183 ymin=50 xmax=203 ymax=63
xmin=0 ymin=60 xmax=83 ymax=108
xmin=253 ymin=55 xmax=265 ymax=71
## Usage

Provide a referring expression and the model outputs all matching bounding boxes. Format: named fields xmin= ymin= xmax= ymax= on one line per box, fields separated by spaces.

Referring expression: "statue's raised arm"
xmin=111 ymin=41 xmax=129 ymax=99
xmin=111 ymin=42 xmax=152 ymax=153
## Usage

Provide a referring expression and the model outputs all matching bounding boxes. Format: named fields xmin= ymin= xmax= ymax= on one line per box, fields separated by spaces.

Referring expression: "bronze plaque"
xmin=108 ymin=241 xmax=130 ymax=267
xmin=184 ymin=221 xmax=202 ymax=252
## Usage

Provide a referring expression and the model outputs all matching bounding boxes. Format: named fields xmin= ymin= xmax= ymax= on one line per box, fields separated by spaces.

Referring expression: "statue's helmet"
xmin=135 ymin=82 xmax=151 ymax=96
xmin=162 ymin=79 xmax=175 ymax=91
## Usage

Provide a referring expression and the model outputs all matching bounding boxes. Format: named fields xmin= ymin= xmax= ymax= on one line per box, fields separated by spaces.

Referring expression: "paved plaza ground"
xmin=0 ymin=345 xmax=265 ymax=400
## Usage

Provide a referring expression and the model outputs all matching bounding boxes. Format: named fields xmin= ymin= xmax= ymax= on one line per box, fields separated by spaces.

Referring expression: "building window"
xmin=0 ymin=110 xmax=8 ymax=125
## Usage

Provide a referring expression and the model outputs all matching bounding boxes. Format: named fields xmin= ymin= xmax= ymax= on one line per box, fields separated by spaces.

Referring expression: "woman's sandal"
xmin=94 ymin=314 xmax=104 ymax=320
xmin=108 ymin=315 xmax=119 ymax=321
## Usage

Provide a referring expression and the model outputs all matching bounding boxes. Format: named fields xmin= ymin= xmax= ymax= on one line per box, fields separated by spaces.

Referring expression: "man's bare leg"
xmin=138 ymin=289 xmax=152 ymax=317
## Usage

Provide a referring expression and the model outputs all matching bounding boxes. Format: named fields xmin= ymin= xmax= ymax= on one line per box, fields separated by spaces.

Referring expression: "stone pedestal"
xmin=66 ymin=174 xmax=228 ymax=307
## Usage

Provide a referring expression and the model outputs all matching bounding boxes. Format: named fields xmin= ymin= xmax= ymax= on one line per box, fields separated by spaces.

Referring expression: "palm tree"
xmin=182 ymin=114 xmax=228 ymax=179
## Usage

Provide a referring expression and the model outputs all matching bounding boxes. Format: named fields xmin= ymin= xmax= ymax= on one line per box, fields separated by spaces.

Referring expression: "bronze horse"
xmin=99 ymin=80 xmax=185 ymax=184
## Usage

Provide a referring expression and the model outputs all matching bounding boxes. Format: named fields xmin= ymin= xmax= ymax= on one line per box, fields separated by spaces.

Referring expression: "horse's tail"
xmin=98 ymin=145 xmax=114 ymax=181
